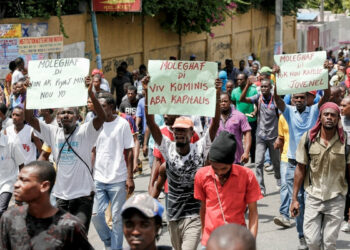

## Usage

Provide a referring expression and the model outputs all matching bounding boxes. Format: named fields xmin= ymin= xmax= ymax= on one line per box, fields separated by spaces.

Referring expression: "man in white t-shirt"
xmin=5 ymin=106 xmax=42 ymax=164
xmin=0 ymin=121 xmax=25 ymax=218
xmin=143 ymin=76 xmax=222 ymax=250
xmin=91 ymin=92 xmax=134 ymax=250
xmin=11 ymin=57 xmax=25 ymax=85
xmin=24 ymin=79 xmax=106 ymax=231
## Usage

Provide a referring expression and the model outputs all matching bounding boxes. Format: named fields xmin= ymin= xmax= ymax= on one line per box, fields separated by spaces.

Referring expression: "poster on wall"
xmin=0 ymin=24 xmax=21 ymax=38
xmin=19 ymin=35 xmax=63 ymax=54
xmin=0 ymin=38 xmax=19 ymax=78
xmin=92 ymin=0 xmax=142 ymax=12
xmin=21 ymin=23 xmax=48 ymax=37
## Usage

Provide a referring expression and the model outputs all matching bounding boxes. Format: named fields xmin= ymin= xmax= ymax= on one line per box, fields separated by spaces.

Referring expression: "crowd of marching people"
xmin=0 ymin=47 xmax=349 ymax=250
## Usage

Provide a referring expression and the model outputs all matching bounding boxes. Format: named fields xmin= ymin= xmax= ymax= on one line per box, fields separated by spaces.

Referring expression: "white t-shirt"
xmin=35 ymin=120 xmax=102 ymax=200
xmin=6 ymin=124 xmax=36 ymax=165
xmin=0 ymin=132 xmax=25 ymax=194
xmin=11 ymin=70 xmax=24 ymax=85
xmin=94 ymin=116 xmax=134 ymax=183
xmin=100 ymin=78 xmax=110 ymax=92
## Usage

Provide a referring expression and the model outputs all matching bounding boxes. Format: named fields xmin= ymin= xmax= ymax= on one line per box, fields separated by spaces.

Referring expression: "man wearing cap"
xmin=274 ymin=73 xmax=330 ymax=249
xmin=121 ymin=193 xmax=171 ymax=250
xmin=143 ymin=76 xmax=221 ymax=250
xmin=194 ymin=131 xmax=262 ymax=247
xmin=291 ymin=102 xmax=350 ymax=250
xmin=92 ymin=68 xmax=110 ymax=92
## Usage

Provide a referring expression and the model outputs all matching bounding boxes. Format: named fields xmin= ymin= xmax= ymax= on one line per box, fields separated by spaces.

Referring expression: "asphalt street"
xmin=88 ymin=158 xmax=350 ymax=250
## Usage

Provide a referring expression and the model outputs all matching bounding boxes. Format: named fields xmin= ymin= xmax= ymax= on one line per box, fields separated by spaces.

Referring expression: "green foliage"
xmin=3 ymin=0 xmax=332 ymax=36
xmin=305 ymin=0 xmax=349 ymax=13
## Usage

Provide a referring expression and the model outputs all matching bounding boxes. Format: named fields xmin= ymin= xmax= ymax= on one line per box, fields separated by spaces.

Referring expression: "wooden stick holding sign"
xmin=274 ymin=51 xmax=328 ymax=95
xmin=26 ymin=58 xmax=90 ymax=109
xmin=147 ymin=60 xmax=218 ymax=117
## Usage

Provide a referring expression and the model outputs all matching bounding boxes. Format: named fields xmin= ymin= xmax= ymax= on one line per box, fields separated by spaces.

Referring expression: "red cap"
xmin=307 ymin=90 xmax=317 ymax=96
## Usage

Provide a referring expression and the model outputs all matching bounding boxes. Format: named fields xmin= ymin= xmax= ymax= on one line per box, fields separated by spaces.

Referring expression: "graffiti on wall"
xmin=102 ymin=56 xmax=134 ymax=73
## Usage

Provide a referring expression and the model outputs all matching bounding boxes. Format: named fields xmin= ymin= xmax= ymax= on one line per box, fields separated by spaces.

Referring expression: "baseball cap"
xmin=307 ymin=90 xmax=317 ymax=96
xmin=121 ymin=193 xmax=164 ymax=218
xmin=248 ymin=55 xmax=253 ymax=61
xmin=172 ymin=116 xmax=194 ymax=129
xmin=259 ymin=66 xmax=272 ymax=75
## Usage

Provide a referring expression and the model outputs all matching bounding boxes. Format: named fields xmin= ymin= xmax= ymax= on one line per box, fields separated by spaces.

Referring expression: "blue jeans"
xmin=279 ymin=161 xmax=290 ymax=219
xmin=264 ymin=150 xmax=271 ymax=165
xmin=286 ymin=161 xmax=305 ymax=239
xmin=92 ymin=181 xmax=126 ymax=250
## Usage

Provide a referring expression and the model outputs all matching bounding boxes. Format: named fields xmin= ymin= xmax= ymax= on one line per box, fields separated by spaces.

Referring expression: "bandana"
xmin=309 ymin=102 xmax=344 ymax=143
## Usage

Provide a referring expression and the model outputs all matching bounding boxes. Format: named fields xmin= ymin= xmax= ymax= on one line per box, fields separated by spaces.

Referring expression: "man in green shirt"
xmin=231 ymin=73 xmax=258 ymax=163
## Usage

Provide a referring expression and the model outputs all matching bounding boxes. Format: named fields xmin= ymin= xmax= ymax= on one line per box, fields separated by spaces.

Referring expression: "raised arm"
xmin=23 ymin=79 xmax=40 ymax=132
xmin=272 ymin=65 xmax=286 ymax=112
xmin=209 ymin=79 xmax=222 ymax=141
xmin=142 ymin=76 xmax=163 ymax=146
xmin=86 ymin=76 xmax=106 ymax=130
xmin=318 ymin=80 xmax=330 ymax=108
xmin=239 ymin=77 xmax=254 ymax=103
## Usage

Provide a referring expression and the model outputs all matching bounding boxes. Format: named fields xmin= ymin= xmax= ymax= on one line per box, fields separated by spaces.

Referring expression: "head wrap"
xmin=309 ymin=102 xmax=344 ymax=143
xmin=209 ymin=131 xmax=236 ymax=164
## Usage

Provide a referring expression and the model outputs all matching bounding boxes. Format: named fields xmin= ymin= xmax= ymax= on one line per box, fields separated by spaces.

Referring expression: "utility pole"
xmin=320 ymin=0 xmax=324 ymax=23
xmin=91 ymin=7 xmax=102 ymax=69
xmin=274 ymin=0 xmax=283 ymax=55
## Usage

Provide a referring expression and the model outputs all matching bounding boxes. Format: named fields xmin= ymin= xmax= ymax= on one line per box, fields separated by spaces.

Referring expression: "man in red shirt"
xmin=194 ymin=131 xmax=262 ymax=247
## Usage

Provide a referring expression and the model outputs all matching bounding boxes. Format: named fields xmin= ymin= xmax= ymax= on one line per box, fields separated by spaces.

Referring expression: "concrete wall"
xmin=0 ymin=10 xmax=297 ymax=83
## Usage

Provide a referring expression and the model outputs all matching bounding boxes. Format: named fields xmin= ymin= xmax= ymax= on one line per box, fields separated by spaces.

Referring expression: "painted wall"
xmin=0 ymin=10 xmax=297 ymax=83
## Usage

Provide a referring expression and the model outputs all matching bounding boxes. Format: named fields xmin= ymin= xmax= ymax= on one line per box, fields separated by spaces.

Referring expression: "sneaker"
xmin=298 ymin=237 xmax=308 ymax=250
xmin=273 ymin=215 xmax=291 ymax=228
xmin=159 ymin=191 xmax=165 ymax=199
xmin=340 ymin=222 xmax=350 ymax=232
xmin=264 ymin=162 xmax=271 ymax=169
xmin=265 ymin=164 xmax=274 ymax=172
xmin=276 ymin=178 xmax=281 ymax=191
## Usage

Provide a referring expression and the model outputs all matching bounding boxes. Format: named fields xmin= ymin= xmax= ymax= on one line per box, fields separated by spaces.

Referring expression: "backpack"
xmin=304 ymin=130 xmax=350 ymax=197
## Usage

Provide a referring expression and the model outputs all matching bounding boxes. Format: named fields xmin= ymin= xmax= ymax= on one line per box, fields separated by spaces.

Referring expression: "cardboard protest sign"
xmin=148 ymin=60 xmax=218 ymax=117
xmin=274 ymin=51 xmax=328 ymax=95
xmin=26 ymin=58 xmax=89 ymax=109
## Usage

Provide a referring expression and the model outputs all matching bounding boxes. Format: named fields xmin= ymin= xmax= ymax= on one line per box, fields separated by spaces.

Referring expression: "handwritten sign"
xmin=26 ymin=58 xmax=89 ymax=109
xmin=274 ymin=51 xmax=328 ymax=95
xmin=148 ymin=60 xmax=218 ymax=117
xmin=19 ymin=35 xmax=63 ymax=54
xmin=93 ymin=0 xmax=142 ymax=12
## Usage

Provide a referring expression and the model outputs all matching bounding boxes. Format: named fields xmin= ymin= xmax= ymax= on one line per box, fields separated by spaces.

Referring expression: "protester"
xmin=338 ymin=96 xmax=350 ymax=233
xmin=0 ymin=103 xmax=12 ymax=131
xmin=91 ymin=92 xmax=134 ymax=250
xmin=112 ymin=66 xmax=131 ymax=108
xmin=144 ymin=75 xmax=221 ymax=250
xmin=5 ymin=106 xmax=42 ymax=164
xmin=92 ymin=68 xmax=111 ymax=92
xmin=194 ymin=131 xmax=262 ymax=247
xmin=11 ymin=57 xmax=25 ymax=85
xmin=120 ymin=85 xmax=139 ymax=117
xmin=121 ymin=61 xmax=133 ymax=83
xmin=4 ymin=60 xmax=16 ymax=105
xmin=0 ymin=121 xmax=24 ymax=218
xmin=274 ymin=73 xmax=330 ymax=249
xmin=273 ymin=113 xmax=292 ymax=228
xmin=206 ymin=224 xmax=256 ymax=250
xmin=235 ymin=60 xmax=251 ymax=77
xmin=24 ymin=78 xmax=106 ymax=230
xmin=0 ymin=161 xmax=93 ymax=249
xmin=240 ymin=78 xmax=281 ymax=195
xmin=218 ymin=92 xmax=251 ymax=165
xmin=231 ymin=73 xmax=258 ymax=163
xmin=224 ymin=59 xmax=236 ymax=82
xmin=291 ymin=102 xmax=349 ymax=250
xmin=122 ymin=193 xmax=171 ymax=250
